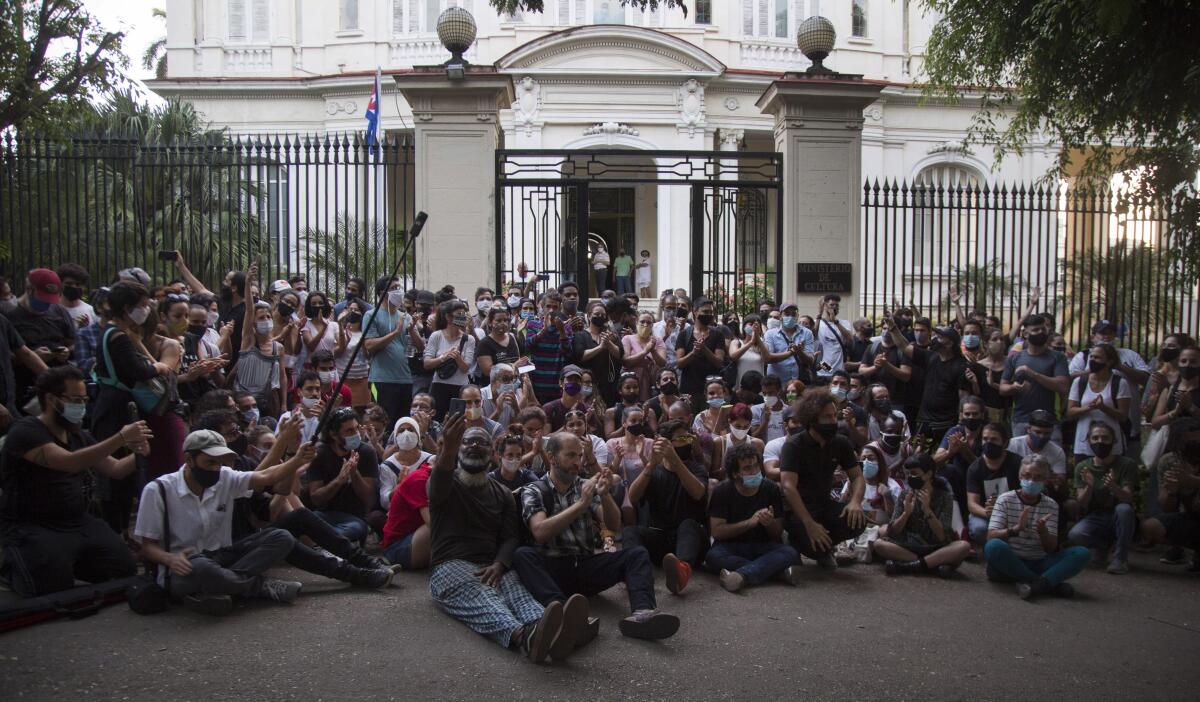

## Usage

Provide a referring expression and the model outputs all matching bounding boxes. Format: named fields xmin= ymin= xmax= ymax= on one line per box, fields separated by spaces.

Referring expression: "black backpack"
xmin=1071 ymin=372 xmax=1134 ymax=440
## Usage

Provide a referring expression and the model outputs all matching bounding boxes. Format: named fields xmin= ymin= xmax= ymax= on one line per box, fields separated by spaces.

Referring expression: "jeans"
xmin=616 ymin=275 xmax=633 ymax=295
xmin=273 ymin=507 xmax=374 ymax=576
xmin=968 ymin=514 xmax=990 ymax=545
xmin=314 ymin=510 xmax=369 ymax=545
xmin=0 ymin=515 xmax=137 ymax=597
xmin=374 ymin=382 xmax=413 ymax=428
xmin=383 ymin=532 xmax=416 ymax=570
xmin=621 ymin=519 xmax=708 ymax=567
xmin=704 ymin=541 xmax=798 ymax=585
xmin=430 ymin=381 xmax=466 ymax=422
xmin=170 ymin=527 xmax=295 ymax=598
xmin=1068 ymin=504 xmax=1136 ymax=562
xmin=593 ymin=267 xmax=608 ymax=295
xmin=983 ymin=539 xmax=1089 ymax=586
xmin=512 ymin=545 xmax=657 ymax=613
xmin=784 ymin=499 xmax=866 ymax=559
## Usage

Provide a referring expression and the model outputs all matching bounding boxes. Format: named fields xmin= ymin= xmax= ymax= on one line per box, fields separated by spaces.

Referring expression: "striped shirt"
xmin=988 ymin=490 xmax=1059 ymax=560
xmin=524 ymin=318 xmax=573 ymax=405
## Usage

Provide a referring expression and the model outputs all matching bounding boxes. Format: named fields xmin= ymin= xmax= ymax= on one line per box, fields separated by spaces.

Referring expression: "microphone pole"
xmin=312 ymin=211 xmax=428 ymax=443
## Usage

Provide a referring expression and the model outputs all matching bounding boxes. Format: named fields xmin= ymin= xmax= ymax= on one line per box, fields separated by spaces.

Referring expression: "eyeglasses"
xmin=461 ymin=437 xmax=490 ymax=447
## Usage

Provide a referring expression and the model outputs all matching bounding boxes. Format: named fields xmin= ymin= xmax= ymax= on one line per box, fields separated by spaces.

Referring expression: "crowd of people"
xmin=1 ymin=254 xmax=1198 ymax=662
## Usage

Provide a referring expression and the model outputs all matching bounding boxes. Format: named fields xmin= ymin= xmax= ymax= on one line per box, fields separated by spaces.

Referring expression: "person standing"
xmin=365 ymin=275 xmax=421 ymax=427
xmin=612 ymin=248 xmax=635 ymax=296
xmin=1000 ymin=314 xmax=1071 ymax=440
xmin=813 ymin=294 xmax=854 ymax=382
xmin=621 ymin=312 xmax=666 ymax=402
xmin=423 ymin=300 xmax=476 ymax=420
xmin=591 ymin=247 xmax=610 ymax=297
xmin=635 ymin=249 xmax=653 ymax=298
xmin=4 ymin=269 xmax=76 ymax=405
xmin=763 ymin=302 xmax=815 ymax=385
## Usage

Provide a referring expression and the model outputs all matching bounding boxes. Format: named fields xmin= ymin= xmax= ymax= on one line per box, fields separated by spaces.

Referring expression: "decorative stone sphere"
xmin=796 ymin=16 xmax=836 ymax=63
xmin=437 ymin=6 xmax=477 ymax=58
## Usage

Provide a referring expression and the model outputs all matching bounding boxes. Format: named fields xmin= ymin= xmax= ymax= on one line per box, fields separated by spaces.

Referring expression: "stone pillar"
xmin=757 ymin=76 xmax=884 ymax=318
xmin=393 ymin=68 xmax=514 ymax=295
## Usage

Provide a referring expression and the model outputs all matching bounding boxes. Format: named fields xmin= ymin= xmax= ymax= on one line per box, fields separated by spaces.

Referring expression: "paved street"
xmin=3 ymin=549 xmax=1199 ymax=701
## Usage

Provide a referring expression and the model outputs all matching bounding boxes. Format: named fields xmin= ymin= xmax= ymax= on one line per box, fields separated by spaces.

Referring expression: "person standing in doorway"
xmin=592 ymin=246 xmax=610 ymax=298
xmin=613 ymin=248 xmax=635 ymax=296
xmin=636 ymin=250 xmax=653 ymax=299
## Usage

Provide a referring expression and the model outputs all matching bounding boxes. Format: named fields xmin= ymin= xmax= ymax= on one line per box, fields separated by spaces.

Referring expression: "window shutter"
xmin=393 ymin=0 xmax=404 ymax=34
xmin=742 ymin=0 xmax=753 ymax=35
xmin=251 ymin=0 xmax=269 ymax=42
xmin=558 ymin=0 xmax=570 ymax=25
xmin=229 ymin=0 xmax=247 ymax=40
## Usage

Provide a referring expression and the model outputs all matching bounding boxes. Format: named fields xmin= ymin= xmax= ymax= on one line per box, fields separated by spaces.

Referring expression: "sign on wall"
xmin=796 ymin=263 xmax=852 ymax=293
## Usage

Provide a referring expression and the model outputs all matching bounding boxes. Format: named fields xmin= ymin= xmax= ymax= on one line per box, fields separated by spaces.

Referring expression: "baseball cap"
xmin=560 ymin=364 xmax=584 ymax=379
xmin=27 ymin=268 xmax=62 ymax=305
xmin=117 ymin=267 xmax=152 ymax=287
xmin=270 ymin=280 xmax=291 ymax=294
xmin=1028 ymin=409 xmax=1057 ymax=428
xmin=780 ymin=301 xmax=799 ymax=313
xmin=1091 ymin=319 xmax=1116 ymax=334
xmin=934 ymin=325 xmax=961 ymax=346
xmin=183 ymin=429 xmax=238 ymax=459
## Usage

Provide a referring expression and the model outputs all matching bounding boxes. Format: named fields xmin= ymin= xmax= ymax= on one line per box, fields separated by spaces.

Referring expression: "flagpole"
xmin=372 ymin=67 xmax=385 ymax=248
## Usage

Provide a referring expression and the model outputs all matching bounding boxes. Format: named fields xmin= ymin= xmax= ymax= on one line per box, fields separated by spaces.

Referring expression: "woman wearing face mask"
xmin=232 ymin=269 xmax=288 ymax=420
xmin=606 ymin=405 xmax=654 ymax=520
xmin=572 ymin=301 xmax=624 ymax=405
xmin=423 ymin=300 xmax=476 ymax=421
xmin=334 ymin=306 xmax=371 ymax=409
xmin=873 ymin=454 xmax=971 ymax=577
xmin=489 ymin=432 xmax=538 ymax=492
xmin=714 ymin=403 xmax=763 ymax=484
xmin=515 ymin=299 xmax=538 ymax=335
xmin=849 ymin=446 xmax=902 ymax=527
xmin=563 ymin=408 xmax=609 ymax=478
xmin=1065 ymin=343 xmax=1132 ymax=461
xmin=299 ymin=291 xmax=338 ymax=372
xmin=1142 ymin=333 xmax=1193 ymax=422
xmin=1140 ymin=417 xmax=1200 ymax=571
xmin=1151 ymin=346 xmax=1200 ymax=429
xmin=90 ymin=280 xmax=173 ymax=533
xmin=690 ymin=378 xmax=730 ymax=474
xmin=730 ymin=314 xmax=768 ymax=387
xmin=604 ymin=373 xmax=645 ymax=439
xmin=379 ymin=417 xmax=434 ymax=507
xmin=976 ymin=329 xmax=1013 ymax=424
xmin=477 ymin=307 xmax=524 ymax=381
xmin=621 ymin=312 xmax=666 ymax=403
xmin=965 ymin=423 xmax=1022 ymax=546
xmin=132 ymin=301 xmax=190 ymax=482
xmin=177 ymin=302 xmax=227 ymax=406
xmin=644 ymin=368 xmax=681 ymax=434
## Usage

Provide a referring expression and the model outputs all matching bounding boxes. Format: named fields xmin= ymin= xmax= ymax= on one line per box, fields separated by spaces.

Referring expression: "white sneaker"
xmin=719 ymin=569 xmax=745 ymax=593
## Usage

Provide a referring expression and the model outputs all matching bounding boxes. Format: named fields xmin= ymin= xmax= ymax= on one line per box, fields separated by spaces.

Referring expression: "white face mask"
xmin=507 ymin=294 xmax=521 ymax=308
xmin=300 ymin=396 xmax=319 ymax=408
xmin=464 ymin=406 xmax=482 ymax=421
xmin=766 ymin=317 xmax=782 ymax=330
xmin=501 ymin=457 xmax=522 ymax=472
xmin=387 ymin=289 xmax=405 ymax=307
xmin=255 ymin=320 xmax=272 ymax=336
xmin=206 ymin=311 xmax=220 ymax=328
xmin=477 ymin=300 xmax=492 ymax=314
xmin=731 ymin=427 xmax=749 ymax=440
xmin=318 ymin=370 xmax=337 ymax=385
xmin=128 ymin=306 xmax=150 ymax=325
xmin=394 ymin=430 xmax=419 ymax=451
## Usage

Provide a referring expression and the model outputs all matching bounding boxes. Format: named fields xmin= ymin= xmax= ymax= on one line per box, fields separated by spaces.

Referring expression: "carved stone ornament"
xmin=584 ymin=122 xmax=640 ymax=137
xmin=724 ymin=96 xmax=740 ymax=111
xmin=511 ymin=76 xmax=542 ymax=136
xmin=676 ymin=79 xmax=706 ymax=136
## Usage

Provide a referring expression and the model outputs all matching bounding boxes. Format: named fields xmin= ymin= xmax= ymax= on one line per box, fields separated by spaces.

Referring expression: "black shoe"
xmin=813 ymin=552 xmax=838 ymax=570
xmin=523 ymin=601 xmax=563 ymax=664
xmin=575 ymin=617 xmax=600 ymax=650
xmin=182 ymin=594 xmax=233 ymax=616
xmin=884 ymin=560 xmax=922 ymax=576
xmin=350 ymin=566 xmax=395 ymax=590
xmin=350 ymin=552 xmax=389 ymax=571
xmin=257 ymin=578 xmax=303 ymax=603
xmin=619 ymin=609 xmax=680 ymax=640
xmin=1053 ymin=582 xmax=1075 ymax=598
xmin=549 ymin=594 xmax=588 ymax=661
xmin=935 ymin=565 xmax=957 ymax=579
xmin=1017 ymin=577 xmax=1051 ymax=601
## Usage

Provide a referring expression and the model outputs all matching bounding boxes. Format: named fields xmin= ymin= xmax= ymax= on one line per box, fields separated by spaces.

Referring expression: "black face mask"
xmin=227 ymin=434 xmax=248 ymax=455
xmin=63 ymin=285 xmax=83 ymax=302
xmin=220 ymin=285 xmax=233 ymax=302
xmin=907 ymin=476 xmax=925 ymax=491
xmin=591 ymin=316 xmax=607 ymax=327
xmin=814 ymin=422 xmax=838 ymax=439
xmin=1088 ymin=360 xmax=1107 ymax=373
xmin=1089 ymin=441 xmax=1114 ymax=459
xmin=1185 ymin=440 xmax=1200 ymax=462
xmin=881 ymin=433 xmax=902 ymax=450
xmin=277 ymin=302 xmax=295 ymax=318
xmin=660 ymin=381 xmax=678 ymax=396
xmin=186 ymin=323 xmax=207 ymax=337
xmin=1159 ymin=347 xmax=1181 ymax=363
xmin=627 ymin=423 xmax=645 ymax=436
xmin=621 ymin=392 xmax=639 ymax=404
xmin=1180 ymin=366 xmax=1199 ymax=380
xmin=674 ymin=444 xmax=692 ymax=460
xmin=982 ymin=442 xmax=1005 ymax=460
xmin=786 ymin=425 xmax=804 ymax=436
xmin=698 ymin=314 xmax=715 ymax=325
xmin=874 ymin=399 xmax=892 ymax=415
xmin=962 ymin=417 xmax=983 ymax=432
xmin=1027 ymin=332 xmax=1049 ymax=347
xmin=190 ymin=464 xmax=221 ymax=488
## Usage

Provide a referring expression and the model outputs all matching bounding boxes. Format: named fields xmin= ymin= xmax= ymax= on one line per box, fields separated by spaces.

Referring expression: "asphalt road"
xmin=2 ymin=549 xmax=1199 ymax=702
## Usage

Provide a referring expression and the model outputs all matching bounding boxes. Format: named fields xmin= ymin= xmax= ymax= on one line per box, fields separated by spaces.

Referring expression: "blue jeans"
xmin=968 ymin=514 xmax=990 ymax=545
xmin=983 ymin=539 xmax=1089 ymax=586
xmin=704 ymin=541 xmax=798 ymax=586
xmin=383 ymin=532 xmax=416 ymax=570
xmin=1068 ymin=504 xmax=1136 ymax=562
xmin=314 ymin=510 xmax=369 ymax=545
xmin=616 ymin=275 xmax=634 ymax=295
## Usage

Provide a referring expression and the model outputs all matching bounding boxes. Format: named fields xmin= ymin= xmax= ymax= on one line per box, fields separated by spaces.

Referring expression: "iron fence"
xmin=861 ymin=179 xmax=1199 ymax=358
xmin=1 ymin=133 xmax=415 ymax=298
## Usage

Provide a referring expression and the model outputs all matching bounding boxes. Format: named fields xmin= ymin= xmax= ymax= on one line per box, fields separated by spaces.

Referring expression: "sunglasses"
xmin=461 ymin=437 xmax=490 ymax=447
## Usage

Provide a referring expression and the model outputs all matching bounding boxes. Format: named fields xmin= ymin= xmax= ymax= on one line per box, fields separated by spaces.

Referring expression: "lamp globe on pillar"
xmin=796 ymin=16 xmax=836 ymax=75
xmin=438 ymin=6 xmax=477 ymax=79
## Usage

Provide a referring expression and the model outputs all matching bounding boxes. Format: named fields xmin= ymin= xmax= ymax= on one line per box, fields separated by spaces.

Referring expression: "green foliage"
xmin=939 ymin=258 xmax=1029 ymax=320
xmin=920 ymin=0 xmax=1200 ymax=279
xmin=0 ymin=1 xmax=128 ymax=134
xmin=704 ymin=273 xmax=773 ymax=316
xmin=300 ymin=216 xmax=413 ymax=298
xmin=489 ymin=0 xmax=687 ymax=16
xmin=142 ymin=8 xmax=168 ymax=80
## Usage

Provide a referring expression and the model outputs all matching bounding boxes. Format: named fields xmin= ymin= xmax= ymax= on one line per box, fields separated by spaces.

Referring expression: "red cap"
xmin=28 ymin=268 xmax=62 ymax=305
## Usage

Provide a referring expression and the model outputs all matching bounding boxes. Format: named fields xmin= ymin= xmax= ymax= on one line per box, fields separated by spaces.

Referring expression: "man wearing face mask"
xmin=1007 ymin=410 xmax=1068 ymax=482
xmin=460 ymin=384 xmax=505 ymax=439
xmin=365 ymin=275 xmax=420 ymax=427
xmin=762 ymin=407 xmax=803 ymax=481
xmin=778 ymin=390 xmax=868 ymax=569
xmin=965 ymin=423 xmax=1022 ymax=544
xmin=827 ymin=370 xmax=869 ymax=448
xmin=5 ymin=269 xmax=77 ymax=404
xmin=1001 ymin=315 xmax=1071 ymax=441
xmin=705 ymin=443 xmax=798 ymax=592
xmin=310 ymin=350 xmax=354 ymax=409
xmin=984 ymin=455 xmax=1089 ymax=600
xmin=0 ymin=366 xmax=152 ymax=596
xmin=934 ymin=396 xmax=986 ymax=517
xmin=873 ymin=454 xmax=971 ymax=577
xmin=864 ymin=413 xmax=914 ymax=485
xmin=428 ymin=416 xmax=569 ymax=663
xmin=764 ymin=301 xmax=815 ymax=385
xmin=55 ymin=263 xmax=97 ymax=329
xmin=1068 ymin=423 xmax=1139 ymax=574
xmin=514 ymin=431 xmax=677 ymax=644
xmin=306 ymin=409 xmax=380 ymax=544
xmin=885 ymin=319 xmax=972 ymax=446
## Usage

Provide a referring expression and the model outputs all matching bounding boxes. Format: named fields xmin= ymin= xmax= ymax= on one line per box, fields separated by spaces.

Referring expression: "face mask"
xmin=914 ymin=331 xmax=930 ymax=346
xmin=187 ymin=323 xmax=207 ymax=336
xmin=386 ymin=289 xmax=405 ymax=307
xmin=660 ymin=381 xmax=678 ymax=396
xmin=464 ymin=406 xmax=482 ymax=421
xmin=962 ymin=334 xmax=981 ymax=349
xmin=847 ymin=390 xmax=861 ymax=402
xmin=589 ymin=315 xmax=606 ymax=327
xmin=520 ymin=311 xmax=535 ymax=320
xmin=1090 ymin=441 xmax=1113 ymax=459
xmin=477 ymin=300 xmax=492 ymax=314
xmin=168 ymin=318 xmax=188 ymax=336
xmin=782 ymin=316 xmax=798 ymax=330
xmin=1088 ymin=360 xmax=1106 ymax=373
xmin=581 ymin=386 xmax=594 ymax=397
xmin=242 ymin=408 xmax=260 ymax=424
xmin=875 ymin=399 xmax=893 ymax=415
xmin=1027 ymin=332 xmax=1049 ymax=347
xmin=627 ymin=423 xmax=645 ymax=436
xmin=1028 ymin=434 xmax=1050 ymax=450
xmin=907 ymin=476 xmax=926 ymax=491
xmin=319 ymin=370 xmax=337 ymax=385
xmin=962 ymin=417 xmax=983 ymax=432
xmin=453 ymin=314 xmax=468 ymax=327
xmin=63 ymin=286 xmax=83 ymax=302
xmin=830 ymin=387 xmax=848 ymax=402
xmin=707 ymin=397 xmax=725 ymax=409
xmin=766 ymin=318 xmax=782 ymax=330
xmin=814 ymin=422 xmax=838 ymax=439
xmin=563 ymin=381 xmax=581 ymax=397
xmin=1180 ymin=366 xmax=1199 ymax=380
xmin=190 ymin=464 xmax=221 ymax=488
xmin=786 ymin=425 xmax=803 ymax=436
xmin=343 ymin=434 xmax=362 ymax=451
xmin=395 ymin=431 xmax=419 ymax=451
xmin=674 ymin=444 xmax=693 ymax=460
xmin=741 ymin=473 xmax=763 ymax=489
xmin=1160 ymin=347 xmax=1181 ymax=363
xmin=1019 ymin=478 xmax=1043 ymax=496
xmin=731 ymin=427 xmax=749 ymax=440
xmin=255 ymin=320 xmax=272 ymax=336
xmin=128 ymin=306 xmax=150 ymax=325
xmin=300 ymin=396 xmax=319 ymax=408
xmin=207 ymin=311 xmax=220 ymax=328
xmin=862 ymin=460 xmax=880 ymax=480
xmin=786 ymin=392 xmax=799 ymax=403
xmin=501 ymin=457 xmax=522 ymax=472
xmin=982 ymin=442 xmax=1005 ymax=459
xmin=505 ymin=294 xmax=521 ymax=309
xmin=698 ymin=314 xmax=715 ymax=326
xmin=743 ymin=324 xmax=754 ymax=337
xmin=881 ymin=433 xmax=902 ymax=451
xmin=57 ymin=399 xmax=87 ymax=426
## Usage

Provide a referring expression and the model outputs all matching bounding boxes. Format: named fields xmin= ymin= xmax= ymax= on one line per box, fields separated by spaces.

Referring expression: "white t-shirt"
xmin=1007 ymin=435 xmax=1069 ymax=476
xmin=752 ymin=398 xmax=787 ymax=443
xmin=61 ymin=301 xmax=97 ymax=327
xmin=423 ymin=330 xmax=476 ymax=386
xmin=848 ymin=478 xmax=902 ymax=524
xmin=278 ymin=410 xmax=321 ymax=445
xmin=1069 ymin=375 xmax=1132 ymax=456
xmin=763 ymin=435 xmax=789 ymax=467
xmin=379 ymin=450 xmax=433 ymax=509
xmin=1069 ymin=347 xmax=1149 ymax=428
xmin=134 ymin=467 xmax=255 ymax=571
xmin=635 ymin=255 xmax=652 ymax=286
xmin=653 ymin=319 xmax=686 ymax=369
xmin=815 ymin=319 xmax=853 ymax=376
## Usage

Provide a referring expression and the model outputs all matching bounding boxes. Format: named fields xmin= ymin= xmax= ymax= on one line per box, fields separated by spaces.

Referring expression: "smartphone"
xmin=448 ymin=398 xmax=467 ymax=417
xmin=563 ymin=299 xmax=578 ymax=315
xmin=158 ymin=250 xmax=178 ymax=261
xmin=518 ymin=364 xmax=536 ymax=375
xmin=819 ymin=361 xmax=833 ymax=372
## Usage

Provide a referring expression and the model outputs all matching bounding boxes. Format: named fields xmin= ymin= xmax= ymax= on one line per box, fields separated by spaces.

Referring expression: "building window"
xmin=393 ymin=0 xmax=404 ymax=35
xmin=852 ymin=0 xmax=868 ymax=37
xmin=695 ymin=0 xmax=711 ymax=24
xmin=228 ymin=0 xmax=269 ymax=42
xmin=742 ymin=0 xmax=791 ymax=38
xmin=594 ymin=0 xmax=625 ymax=24
xmin=914 ymin=164 xmax=980 ymax=270
xmin=340 ymin=0 xmax=359 ymax=31
xmin=775 ymin=0 xmax=788 ymax=37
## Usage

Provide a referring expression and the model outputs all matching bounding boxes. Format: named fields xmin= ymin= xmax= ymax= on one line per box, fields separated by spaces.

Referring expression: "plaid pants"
xmin=429 ymin=559 xmax=544 ymax=648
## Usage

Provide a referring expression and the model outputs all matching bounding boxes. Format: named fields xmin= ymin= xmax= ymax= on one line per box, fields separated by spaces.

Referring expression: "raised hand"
xmin=120 ymin=421 xmax=155 ymax=446
xmin=1017 ymin=506 xmax=1033 ymax=532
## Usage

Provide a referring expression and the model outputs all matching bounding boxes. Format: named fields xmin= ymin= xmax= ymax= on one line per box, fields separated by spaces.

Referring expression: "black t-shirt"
xmin=5 ymin=304 xmax=75 ymax=400
xmin=489 ymin=467 xmax=538 ymax=492
xmin=221 ymin=301 xmax=246 ymax=368
xmin=966 ymin=452 xmax=1022 ymax=501
xmin=708 ymin=478 xmax=784 ymax=544
xmin=0 ymin=314 xmax=25 ymax=414
xmin=675 ymin=327 xmax=725 ymax=397
xmin=910 ymin=346 xmax=970 ymax=425
xmin=643 ymin=460 xmax=709 ymax=531
xmin=860 ymin=340 xmax=912 ymax=407
xmin=779 ymin=431 xmax=859 ymax=508
xmin=306 ymin=443 xmax=381 ymax=517
xmin=477 ymin=334 xmax=521 ymax=369
xmin=0 ymin=417 xmax=94 ymax=528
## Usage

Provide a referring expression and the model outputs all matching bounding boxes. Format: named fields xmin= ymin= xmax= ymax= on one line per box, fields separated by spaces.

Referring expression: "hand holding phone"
xmin=158 ymin=250 xmax=179 ymax=262
xmin=448 ymin=398 xmax=467 ymax=416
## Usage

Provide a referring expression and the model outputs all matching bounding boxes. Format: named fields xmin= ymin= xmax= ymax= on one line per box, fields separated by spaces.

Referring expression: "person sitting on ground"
xmin=964 ymin=422 xmax=1021 ymax=545
xmin=714 ymin=403 xmax=765 ymax=483
xmin=778 ymin=390 xmax=868 ymax=569
xmin=705 ymin=443 xmax=799 ymax=592
xmin=460 ymin=384 xmax=505 ymax=439
xmin=491 ymin=432 xmax=539 ymax=491
xmin=379 ymin=417 xmax=433 ymax=510
xmin=828 ymin=370 xmax=869 ymax=448
xmin=873 ymin=454 xmax=970 ymax=577
xmin=481 ymin=362 xmax=534 ymax=430
xmin=623 ymin=419 xmax=710 ymax=594
xmin=541 ymin=364 xmax=588 ymax=432
xmin=864 ymin=413 xmax=914 ymax=486
xmin=305 ymin=408 xmax=380 ymax=544
xmin=751 ymin=373 xmax=788 ymax=442
xmin=1139 ymin=417 xmax=1200 ymax=572
xmin=762 ymin=405 xmax=802 ymax=481
xmin=514 ymin=431 xmax=679 ymax=644
xmin=427 ymin=417 xmax=570 ymax=664
xmin=932 ymin=397 xmax=986 ymax=518
xmin=852 ymin=445 xmax=903 ymax=529
xmin=983 ymin=455 xmax=1090 ymax=600
xmin=1068 ymin=423 xmax=1138 ymax=574
xmin=0 ymin=367 xmax=153 ymax=597
xmin=381 ymin=437 xmax=435 ymax=571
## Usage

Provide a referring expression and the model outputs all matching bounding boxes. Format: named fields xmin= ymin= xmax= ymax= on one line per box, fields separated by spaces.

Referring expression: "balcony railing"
xmin=223 ymin=47 xmax=273 ymax=74
xmin=738 ymin=40 xmax=810 ymax=71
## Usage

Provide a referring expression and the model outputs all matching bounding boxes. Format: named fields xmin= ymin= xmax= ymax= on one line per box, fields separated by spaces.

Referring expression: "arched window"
xmin=914 ymin=163 xmax=980 ymax=270
xmin=852 ymin=0 xmax=868 ymax=37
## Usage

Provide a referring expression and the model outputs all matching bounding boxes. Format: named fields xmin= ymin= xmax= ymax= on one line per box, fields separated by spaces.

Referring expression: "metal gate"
xmin=495 ymin=149 xmax=782 ymax=313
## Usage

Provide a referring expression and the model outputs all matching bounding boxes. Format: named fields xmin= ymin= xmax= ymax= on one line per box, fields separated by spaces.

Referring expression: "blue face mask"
xmin=782 ymin=316 xmax=798 ymax=330
xmin=741 ymin=473 xmax=764 ymax=489
xmin=29 ymin=297 xmax=52 ymax=313
xmin=1020 ymin=478 xmax=1043 ymax=496
xmin=343 ymin=434 xmax=363 ymax=451
xmin=707 ymin=397 xmax=725 ymax=409
xmin=830 ymin=387 xmax=848 ymax=402
xmin=243 ymin=408 xmax=260 ymax=424
xmin=59 ymin=400 xmax=87 ymax=426
xmin=962 ymin=334 xmax=981 ymax=349
xmin=862 ymin=460 xmax=880 ymax=480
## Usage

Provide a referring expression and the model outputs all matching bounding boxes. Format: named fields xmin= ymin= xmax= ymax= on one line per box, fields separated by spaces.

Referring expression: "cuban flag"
xmin=365 ymin=67 xmax=382 ymax=158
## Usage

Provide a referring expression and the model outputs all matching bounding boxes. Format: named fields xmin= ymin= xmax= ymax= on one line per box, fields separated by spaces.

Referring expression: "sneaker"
xmin=575 ymin=617 xmax=601 ymax=650
xmin=182 ymin=594 xmax=233 ymax=616
xmin=1106 ymin=559 xmax=1130 ymax=575
xmin=1016 ymin=577 xmax=1051 ymax=601
xmin=522 ymin=601 xmax=563 ymax=664
xmin=257 ymin=578 xmax=303 ymax=603
xmin=1160 ymin=546 xmax=1186 ymax=565
xmin=781 ymin=565 xmax=802 ymax=586
xmin=663 ymin=553 xmax=691 ymax=595
xmin=351 ymin=552 xmax=390 ymax=571
xmin=718 ymin=569 xmax=744 ymax=593
xmin=619 ymin=609 xmax=680 ymax=640
xmin=813 ymin=552 xmax=838 ymax=570
xmin=1053 ymin=582 xmax=1075 ymax=598
xmin=351 ymin=566 xmax=396 ymax=590
xmin=935 ymin=564 xmax=957 ymax=579
xmin=549 ymin=594 xmax=588 ymax=661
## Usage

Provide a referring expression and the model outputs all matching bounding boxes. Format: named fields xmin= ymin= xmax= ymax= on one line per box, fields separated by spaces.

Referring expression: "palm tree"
xmin=938 ymin=258 xmax=1029 ymax=322
xmin=142 ymin=8 xmax=168 ymax=80
xmin=300 ymin=216 xmax=413 ymax=296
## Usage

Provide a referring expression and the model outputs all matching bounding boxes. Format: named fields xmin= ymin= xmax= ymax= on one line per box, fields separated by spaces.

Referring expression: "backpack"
xmin=1072 ymin=373 xmax=1134 ymax=440
xmin=127 ymin=480 xmax=172 ymax=615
